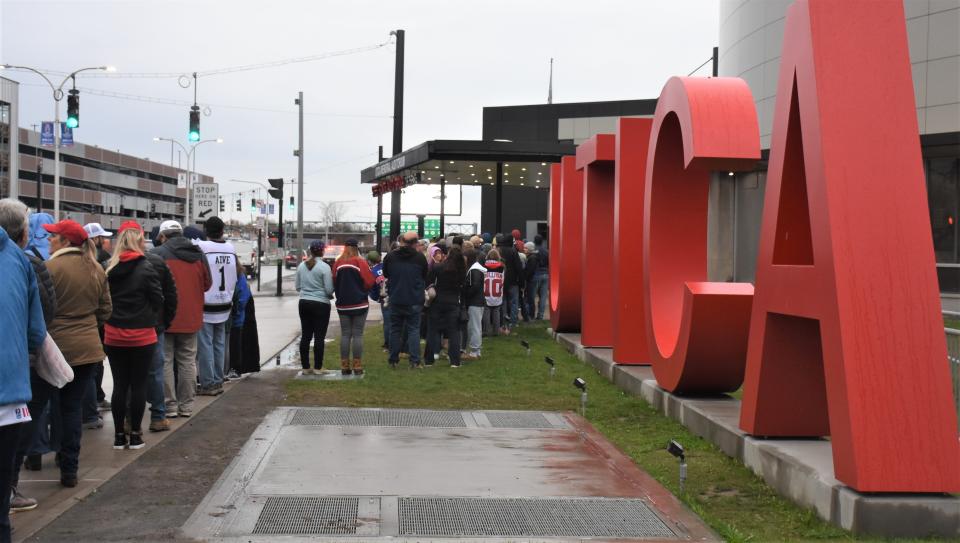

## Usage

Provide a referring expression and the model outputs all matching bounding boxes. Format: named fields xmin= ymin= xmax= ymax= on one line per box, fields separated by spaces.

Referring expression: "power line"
xmin=6 ymin=40 xmax=392 ymax=80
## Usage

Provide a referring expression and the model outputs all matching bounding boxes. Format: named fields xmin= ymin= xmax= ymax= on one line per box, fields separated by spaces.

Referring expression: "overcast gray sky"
xmin=1 ymin=0 xmax=719 ymax=225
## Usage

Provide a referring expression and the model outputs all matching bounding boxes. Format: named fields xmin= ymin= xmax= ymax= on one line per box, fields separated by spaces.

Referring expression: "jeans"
xmin=483 ymin=305 xmax=503 ymax=335
xmin=82 ymin=361 xmax=103 ymax=424
xmin=149 ymin=331 xmax=166 ymax=421
xmin=198 ymin=321 xmax=227 ymax=389
xmin=339 ymin=309 xmax=368 ymax=360
xmin=466 ymin=306 xmax=484 ymax=355
xmin=505 ymin=285 xmax=520 ymax=327
xmin=428 ymin=303 xmax=461 ymax=365
xmin=389 ymin=304 xmax=422 ymax=365
xmin=1 ymin=423 xmax=22 ymax=543
xmin=528 ymin=273 xmax=549 ymax=319
xmin=59 ymin=363 xmax=96 ymax=476
xmin=13 ymin=368 xmax=56 ymax=488
xmin=105 ymin=344 xmax=155 ymax=434
xmin=381 ymin=303 xmax=391 ymax=348
xmin=164 ymin=332 xmax=197 ymax=415
xmin=298 ymin=300 xmax=331 ymax=369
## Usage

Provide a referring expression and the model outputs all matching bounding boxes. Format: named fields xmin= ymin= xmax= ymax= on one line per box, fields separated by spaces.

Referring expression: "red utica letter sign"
xmin=549 ymin=156 xmax=584 ymax=332
xmin=578 ymin=135 xmax=616 ymax=347
xmin=613 ymin=118 xmax=653 ymax=364
xmin=738 ymin=0 xmax=960 ymax=492
xmin=642 ymin=77 xmax=760 ymax=393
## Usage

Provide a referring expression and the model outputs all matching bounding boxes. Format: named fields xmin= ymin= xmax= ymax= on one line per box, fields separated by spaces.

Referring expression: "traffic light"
xmin=250 ymin=198 xmax=256 ymax=212
xmin=235 ymin=199 xmax=241 ymax=211
xmin=66 ymin=89 xmax=80 ymax=129
xmin=289 ymin=196 xmax=295 ymax=210
xmin=268 ymin=178 xmax=283 ymax=200
xmin=188 ymin=105 xmax=200 ymax=142
xmin=219 ymin=199 xmax=225 ymax=213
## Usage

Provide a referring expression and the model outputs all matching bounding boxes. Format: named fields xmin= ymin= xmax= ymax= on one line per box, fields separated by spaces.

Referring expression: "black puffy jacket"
xmin=500 ymin=245 xmax=524 ymax=289
xmin=106 ymin=253 xmax=162 ymax=329
xmin=26 ymin=252 xmax=57 ymax=325
xmin=427 ymin=260 xmax=464 ymax=306
xmin=145 ymin=252 xmax=178 ymax=331
xmin=462 ymin=264 xmax=486 ymax=307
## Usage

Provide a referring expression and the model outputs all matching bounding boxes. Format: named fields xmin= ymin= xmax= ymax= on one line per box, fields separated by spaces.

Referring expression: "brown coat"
xmin=46 ymin=248 xmax=112 ymax=366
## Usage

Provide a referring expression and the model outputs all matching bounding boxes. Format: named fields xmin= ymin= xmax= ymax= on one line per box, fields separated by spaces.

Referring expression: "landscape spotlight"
xmin=667 ymin=440 xmax=688 ymax=492
xmin=544 ymin=356 xmax=555 ymax=377
xmin=573 ymin=377 xmax=587 ymax=416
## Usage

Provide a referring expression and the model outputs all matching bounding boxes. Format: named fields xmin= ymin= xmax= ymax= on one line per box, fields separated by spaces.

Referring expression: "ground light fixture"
xmin=573 ymin=377 xmax=587 ymax=416
xmin=520 ymin=339 xmax=530 ymax=356
xmin=544 ymin=356 xmax=556 ymax=378
xmin=667 ymin=440 xmax=687 ymax=492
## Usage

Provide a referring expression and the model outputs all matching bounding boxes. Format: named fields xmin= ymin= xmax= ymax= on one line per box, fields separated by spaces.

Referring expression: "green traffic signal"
xmin=66 ymin=90 xmax=80 ymax=129
xmin=188 ymin=130 xmax=200 ymax=142
xmin=188 ymin=106 xmax=200 ymax=142
xmin=66 ymin=117 xmax=79 ymax=129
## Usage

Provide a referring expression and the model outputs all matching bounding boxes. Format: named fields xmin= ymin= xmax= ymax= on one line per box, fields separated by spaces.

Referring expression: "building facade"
xmin=0 ymin=77 xmax=19 ymax=202
xmin=714 ymin=0 xmax=960 ymax=297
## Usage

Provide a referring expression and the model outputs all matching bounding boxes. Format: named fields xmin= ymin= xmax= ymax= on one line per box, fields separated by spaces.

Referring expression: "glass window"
xmin=928 ymin=158 xmax=960 ymax=263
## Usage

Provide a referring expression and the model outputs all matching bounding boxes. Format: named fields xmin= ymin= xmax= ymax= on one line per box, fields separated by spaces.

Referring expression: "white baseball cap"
xmin=83 ymin=223 xmax=112 ymax=238
xmin=159 ymin=220 xmax=183 ymax=234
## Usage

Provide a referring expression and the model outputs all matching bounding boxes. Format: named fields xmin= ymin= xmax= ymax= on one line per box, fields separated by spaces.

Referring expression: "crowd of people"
xmin=0 ymin=203 xmax=258 ymax=543
xmin=294 ymin=228 xmax=549 ymax=371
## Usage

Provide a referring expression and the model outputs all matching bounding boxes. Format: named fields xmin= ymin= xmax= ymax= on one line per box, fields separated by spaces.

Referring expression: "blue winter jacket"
xmin=0 ymin=227 xmax=46 ymax=406
xmin=232 ymin=273 xmax=251 ymax=328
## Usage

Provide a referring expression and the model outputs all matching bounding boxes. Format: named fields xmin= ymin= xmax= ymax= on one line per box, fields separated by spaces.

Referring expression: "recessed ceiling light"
xmin=486 ymin=168 xmax=491 ymax=172
xmin=434 ymin=165 xmax=440 ymax=169
xmin=728 ymin=171 xmax=734 ymax=176
xmin=521 ymin=167 xmax=526 ymax=171
xmin=488 ymin=175 xmax=492 ymax=179
xmin=474 ymin=179 xmax=478 ymax=183
xmin=427 ymin=177 xmax=432 ymax=181
xmin=469 ymin=164 xmax=474 ymax=168
xmin=471 ymin=173 xmax=475 ymax=176
xmin=489 ymin=182 xmax=494 ymax=186
xmin=505 ymin=180 xmax=509 ymax=183
xmin=504 ymin=172 xmax=509 ymax=176
xmin=505 ymin=163 xmax=510 ymax=167
xmin=449 ymin=161 xmax=455 ymax=164
xmin=421 ymin=170 xmax=426 ymax=174
xmin=538 ymin=171 xmax=542 ymax=175
xmin=541 ymin=162 xmax=546 ymax=166
xmin=520 ymin=183 xmax=524 ymax=186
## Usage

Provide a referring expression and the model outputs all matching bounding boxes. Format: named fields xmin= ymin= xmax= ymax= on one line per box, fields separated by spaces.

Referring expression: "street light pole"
xmin=154 ymin=137 xmax=222 ymax=224
xmin=1 ymin=64 xmax=114 ymax=218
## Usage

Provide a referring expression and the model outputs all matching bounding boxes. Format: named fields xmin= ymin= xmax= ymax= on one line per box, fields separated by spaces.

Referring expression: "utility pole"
xmin=712 ymin=46 xmax=719 ymax=77
xmin=296 ymin=91 xmax=304 ymax=251
xmin=376 ymin=145 xmax=384 ymax=250
xmin=389 ymin=29 xmax=405 ymax=242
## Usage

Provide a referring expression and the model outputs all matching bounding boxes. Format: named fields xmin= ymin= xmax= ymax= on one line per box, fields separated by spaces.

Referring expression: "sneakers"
xmin=301 ymin=368 xmax=313 ymax=375
xmin=83 ymin=417 xmax=104 ymax=430
xmin=149 ymin=419 xmax=170 ymax=432
xmin=128 ymin=432 xmax=145 ymax=450
xmin=10 ymin=487 xmax=38 ymax=512
xmin=98 ymin=400 xmax=111 ymax=411
xmin=450 ymin=362 xmax=461 ymax=368
xmin=166 ymin=411 xmax=179 ymax=419
xmin=226 ymin=369 xmax=241 ymax=380
xmin=198 ymin=386 xmax=222 ymax=396
xmin=178 ymin=409 xmax=192 ymax=418
xmin=113 ymin=432 xmax=128 ymax=450
xmin=462 ymin=353 xmax=479 ymax=361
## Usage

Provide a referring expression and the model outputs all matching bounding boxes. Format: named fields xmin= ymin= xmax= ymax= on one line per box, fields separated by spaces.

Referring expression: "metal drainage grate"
xmin=485 ymin=411 xmax=556 ymax=429
xmin=398 ymin=497 xmax=677 ymax=539
xmin=253 ymin=496 xmax=359 ymax=535
xmin=290 ymin=408 xmax=466 ymax=428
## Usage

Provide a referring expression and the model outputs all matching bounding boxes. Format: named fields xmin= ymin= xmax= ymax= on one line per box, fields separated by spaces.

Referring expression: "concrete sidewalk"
xmin=11 ymin=294 xmax=303 ymax=542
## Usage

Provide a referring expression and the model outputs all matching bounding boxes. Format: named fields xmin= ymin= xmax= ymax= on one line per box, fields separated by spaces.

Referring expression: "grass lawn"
xmin=285 ymin=320 xmax=942 ymax=543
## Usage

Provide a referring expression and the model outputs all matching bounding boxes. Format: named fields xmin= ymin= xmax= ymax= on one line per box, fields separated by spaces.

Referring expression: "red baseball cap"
xmin=118 ymin=220 xmax=142 ymax=233
xmin=43 ymin=219 xmax=88 ymax=246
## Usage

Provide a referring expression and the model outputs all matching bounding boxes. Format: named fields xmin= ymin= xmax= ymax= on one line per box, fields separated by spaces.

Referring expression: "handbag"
xmin=35 ymin=333 xmax=74 ymax=388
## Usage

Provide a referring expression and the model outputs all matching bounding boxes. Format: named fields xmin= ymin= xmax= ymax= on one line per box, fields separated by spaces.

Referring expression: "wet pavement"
xmin=182 ymin=407 xmax=716 ymax=542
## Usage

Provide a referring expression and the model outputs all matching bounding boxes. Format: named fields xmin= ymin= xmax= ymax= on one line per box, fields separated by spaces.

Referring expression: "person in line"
xmin=497 ymin=234 xmax=524 ymax=331
xmin=83 ymin=223 xmax=113 ymax=420
xmin=152 ymin=221 xmax=211 ymax=419
xmin=462 ymin=248 xmax=486 ymax=360
xmin=0 ymin=200 xmax=51 ymax=516
xmin=144 ymin=230 xmax=178 ymax=432
xmin=422 ymin=244 xmax=446 ymax=364
xmin=483 ymin=249 xmax=506 ymax=336
xmin=43 ymin=219 xmax=112 ymax=487
xmin=530 ymin=235 xmax=549 ymax=320
xmin=383 ymin=232 xmax=428 ymax=369
xmin=367 ymin=250 xmax=389 ymax=352
xmin=0 ymin=200 xmax=46 ymax=543
xmin=427 ymin=246 xmax=465 ymax=367
xmin=103 ymin=222 xmax=162 ymax=450
xmin=295 ymin=240 xmax=334 ymax=374
xmin=226 ymin=271 xmax=251 ymax=380
xmin=332 ymin=239 xmax=375 ymax=375
xmin=196 ymin=217 xmax=238 ymax=395
xmin=522 ymin=241 xmax=541 ymax=322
